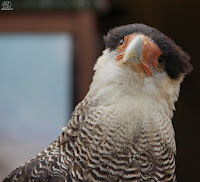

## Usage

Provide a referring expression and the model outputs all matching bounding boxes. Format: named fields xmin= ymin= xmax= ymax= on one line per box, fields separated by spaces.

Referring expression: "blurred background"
xmin=0 ymin=0 xmax=199 ymax=181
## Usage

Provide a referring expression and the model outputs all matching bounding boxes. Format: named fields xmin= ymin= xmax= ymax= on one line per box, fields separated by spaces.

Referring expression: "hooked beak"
xmin=123 ymin=36 xmax=143 ymax=64
xmin=116 ymin=35 xmax=162 ymax=77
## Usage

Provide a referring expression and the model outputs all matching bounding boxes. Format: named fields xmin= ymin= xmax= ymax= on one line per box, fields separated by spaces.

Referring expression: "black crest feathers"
xmin=104 ymin=24 xmax=193 ymax=79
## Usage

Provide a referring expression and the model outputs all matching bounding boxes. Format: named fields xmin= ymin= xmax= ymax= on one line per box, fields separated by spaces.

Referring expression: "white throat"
xmin=86 ymin=49 xmax=183 ymax=119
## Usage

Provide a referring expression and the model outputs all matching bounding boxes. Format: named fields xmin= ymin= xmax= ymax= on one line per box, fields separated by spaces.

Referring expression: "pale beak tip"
xmin=123 ymin=36 xmax=143 ymax=63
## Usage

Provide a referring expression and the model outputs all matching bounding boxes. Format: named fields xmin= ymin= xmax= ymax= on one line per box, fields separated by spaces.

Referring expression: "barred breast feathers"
xmin=4 ymin=48 xmax=181 ymax=181
xmin=4 ymin=24 xmax=192 ymax=182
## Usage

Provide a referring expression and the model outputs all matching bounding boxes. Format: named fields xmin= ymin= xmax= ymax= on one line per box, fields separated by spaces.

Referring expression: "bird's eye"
xmin=119 ymin=38 xmax=124 ymax=45
xmin=157 ymin=54 xmax=166 ymax=67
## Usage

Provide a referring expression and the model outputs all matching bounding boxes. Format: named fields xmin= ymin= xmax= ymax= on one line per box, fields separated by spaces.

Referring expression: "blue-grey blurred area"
xmin=0 ymin=33 xmax=73 ymax=177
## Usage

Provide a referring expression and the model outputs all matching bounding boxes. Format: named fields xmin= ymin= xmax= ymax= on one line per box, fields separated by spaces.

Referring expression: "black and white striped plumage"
xmin=4 ymin=24 xmax=192 ymax=182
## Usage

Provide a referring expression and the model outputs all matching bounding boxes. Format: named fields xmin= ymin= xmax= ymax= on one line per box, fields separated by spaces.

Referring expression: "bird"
xmin=3 ymin=23 xmax=193 ymax=182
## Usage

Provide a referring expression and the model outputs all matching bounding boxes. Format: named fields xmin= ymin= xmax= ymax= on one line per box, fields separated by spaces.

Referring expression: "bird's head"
xmin=102 ymin=24 xmax=192 ymax=79
xmin=91 ymin=24 xmax=193 ymax=111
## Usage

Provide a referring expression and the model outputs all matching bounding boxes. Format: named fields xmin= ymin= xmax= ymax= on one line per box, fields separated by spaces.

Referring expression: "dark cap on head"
xmin=104 ymin=24 xmax=193 ymax=79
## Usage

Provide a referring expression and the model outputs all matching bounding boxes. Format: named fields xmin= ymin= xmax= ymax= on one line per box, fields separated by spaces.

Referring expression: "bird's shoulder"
xmin=3 ymin=98 xmax=102 ymax=182
xmin=2 ymin=99 xmax=90 ymax=182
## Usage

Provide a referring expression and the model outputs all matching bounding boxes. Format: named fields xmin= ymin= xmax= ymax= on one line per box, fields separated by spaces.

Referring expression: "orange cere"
xmin=141 ymin=35 xmax=162 ymax=70
xmin=116 ymin=34 xmax=162 ymax=76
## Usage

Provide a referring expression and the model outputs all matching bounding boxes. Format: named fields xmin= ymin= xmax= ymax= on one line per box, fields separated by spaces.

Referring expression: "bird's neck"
xmin=87 ymin=67 xmax=183 ymax=121
xmin=84 ymin=67 xmax=183 ymax=155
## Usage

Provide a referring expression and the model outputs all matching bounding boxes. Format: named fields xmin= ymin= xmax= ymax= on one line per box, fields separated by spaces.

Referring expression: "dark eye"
xmin=157 ymin=54 xmax=166 ymax=67
xmin=119 ymin=38 xmax=124 ymax=45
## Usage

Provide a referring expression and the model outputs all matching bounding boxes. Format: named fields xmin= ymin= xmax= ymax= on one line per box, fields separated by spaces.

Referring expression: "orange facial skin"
xmin=116 ymin=34 xmax=163 ymax=77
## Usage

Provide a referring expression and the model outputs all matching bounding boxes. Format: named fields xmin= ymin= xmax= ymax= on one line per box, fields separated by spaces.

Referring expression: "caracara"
xmin=4 ymin=23 xmax=193 ymax=182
